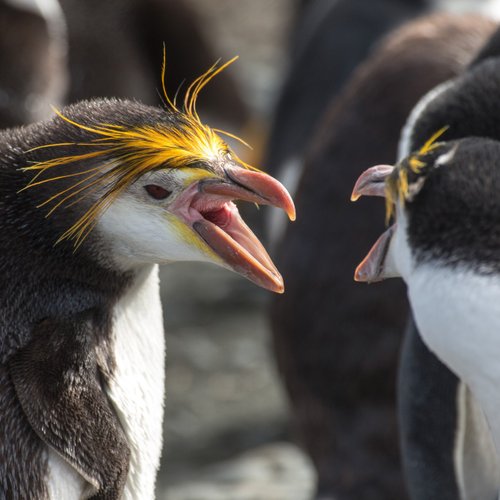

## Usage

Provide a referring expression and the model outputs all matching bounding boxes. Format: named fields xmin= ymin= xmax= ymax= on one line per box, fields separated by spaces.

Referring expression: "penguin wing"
xmin=8 ymin=310 xmax=130 ymax=499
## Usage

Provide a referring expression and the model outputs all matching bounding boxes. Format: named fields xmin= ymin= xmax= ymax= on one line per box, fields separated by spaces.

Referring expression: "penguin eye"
xmin=144 ymin=184 xmax=172 ymax=200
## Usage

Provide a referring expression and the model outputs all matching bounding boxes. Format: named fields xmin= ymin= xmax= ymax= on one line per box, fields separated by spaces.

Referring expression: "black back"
xmin=398 ymin=318 xmax=460 ymax=500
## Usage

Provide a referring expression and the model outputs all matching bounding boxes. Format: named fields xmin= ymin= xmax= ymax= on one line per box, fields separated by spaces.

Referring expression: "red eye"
xmin=144 ymin=184 xmax=171 ymax=200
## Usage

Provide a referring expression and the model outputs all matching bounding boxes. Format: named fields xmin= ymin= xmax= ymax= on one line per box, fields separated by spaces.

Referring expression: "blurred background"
xmin=156 ymin=2 xmax=310 ymax=498
xmin=2 ymin=0 xmax=498 ymax=499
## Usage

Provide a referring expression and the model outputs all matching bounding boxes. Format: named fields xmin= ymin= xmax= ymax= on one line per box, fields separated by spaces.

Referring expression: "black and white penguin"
xmin=0 ymin=74 xmax=294 ymax=497
xmin=269 ymin=9 xmax=495 ymax=500
xmin=353 ymin=27 xmax=500 ymax=500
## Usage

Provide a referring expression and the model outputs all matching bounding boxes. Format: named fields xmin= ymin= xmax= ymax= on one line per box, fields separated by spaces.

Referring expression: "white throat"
xmin=106 ymin=264 xmax=165 ymax=499
xmin=408 ymin=263 xmax=500 ymax=469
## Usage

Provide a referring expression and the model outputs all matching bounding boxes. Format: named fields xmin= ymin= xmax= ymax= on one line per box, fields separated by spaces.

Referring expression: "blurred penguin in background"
xmin=58 ymin=0 xmax=250 ymax=133
xmin=0 ymin=0 xmax=250 ymax=134
xmin=0 ymin=0 xmax=67 ymax=127
xmin=267 ymin=0 xmax=498 ymax=498
xmin=266 ymin=0 xmax=428 ymax=243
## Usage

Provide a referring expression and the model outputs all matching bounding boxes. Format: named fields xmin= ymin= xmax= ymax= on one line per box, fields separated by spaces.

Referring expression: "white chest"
xmin=409 ymin=265 xmax=500 ymax=460
xmin=107 ymin=264 xmax=166 ymax=500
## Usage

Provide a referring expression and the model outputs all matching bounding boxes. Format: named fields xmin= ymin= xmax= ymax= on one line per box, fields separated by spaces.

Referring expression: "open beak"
xmin=354 ymin=226 xmax=396 ymax=282
xmin=352 ymin=164 xmax=397 ymax=283
xmin=351 ymin=164 xmax=394 ymax=201
xmin=172 ymin=165 xmax=295 ymax=293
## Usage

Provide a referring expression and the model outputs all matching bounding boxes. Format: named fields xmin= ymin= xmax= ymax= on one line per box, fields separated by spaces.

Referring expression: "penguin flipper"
xmin=8 ymin=312 xmax=130 ymax=500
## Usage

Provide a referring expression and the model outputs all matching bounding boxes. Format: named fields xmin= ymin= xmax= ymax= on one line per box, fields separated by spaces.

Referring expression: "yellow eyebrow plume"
xmin=418 ymin=126 xmax=449 ymax=155
xmin=384 ymin=126 xmax=449 ymax=225
xmin=21 ymin=53 xmax=254 ymax=248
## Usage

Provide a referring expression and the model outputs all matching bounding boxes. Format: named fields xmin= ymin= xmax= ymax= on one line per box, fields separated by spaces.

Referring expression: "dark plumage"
xmin=0 ymin=100 xmax=155 ymax=360
xmin=266 ymin=0 xmax=429 ymax=178
xmin=269 ymin=13 xmax=495 ymax=499
xmin=0 ymin=100 xmax=138 ymax=497
xmin=404 ymin=138 xmax=500 ymax=269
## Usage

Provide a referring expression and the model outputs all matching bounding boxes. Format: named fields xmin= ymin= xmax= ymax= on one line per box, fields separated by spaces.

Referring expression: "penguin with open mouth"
xmin=353 ymin=131 xmax=500 ymax=498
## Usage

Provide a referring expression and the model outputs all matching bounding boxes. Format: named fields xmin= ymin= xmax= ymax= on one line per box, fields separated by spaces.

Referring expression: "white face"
xmin=94 ymin=163 xmax=295 ymax=293
xmin=97 ymin=168 xmax=222 ymax=269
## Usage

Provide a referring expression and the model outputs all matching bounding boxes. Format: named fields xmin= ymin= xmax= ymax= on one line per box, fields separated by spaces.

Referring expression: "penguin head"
xmin=21 ymin=87 xmax=295 ymax=293
xmin=351 ymin=131 xmax=500 ymax=283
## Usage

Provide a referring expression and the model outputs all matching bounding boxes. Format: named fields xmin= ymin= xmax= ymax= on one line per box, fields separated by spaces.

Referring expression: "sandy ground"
xmin=153 ymin=1 xmax=317 ymax=498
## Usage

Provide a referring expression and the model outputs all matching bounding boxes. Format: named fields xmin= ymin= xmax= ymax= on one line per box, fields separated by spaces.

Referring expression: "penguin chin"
xmin=95 ymin=196 xmax=215 ymax=271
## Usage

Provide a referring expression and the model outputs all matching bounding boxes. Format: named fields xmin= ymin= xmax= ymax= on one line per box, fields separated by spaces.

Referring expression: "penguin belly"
xmin=105 ymin=264 xmax=166 ymax=500
xmin=408 ymin=263 xmax=500 ymax=498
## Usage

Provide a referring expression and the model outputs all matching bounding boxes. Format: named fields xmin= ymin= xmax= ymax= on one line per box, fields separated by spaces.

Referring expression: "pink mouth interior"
xmin=170 ymin=183 xmax=281 ymax=289
xmin=171 ymin=185 xmax=233 ymax=226
xmin=198 ymin=205 xmax=232 ymax=228
xmin=190 ymin=193 xmax=238 ymax=234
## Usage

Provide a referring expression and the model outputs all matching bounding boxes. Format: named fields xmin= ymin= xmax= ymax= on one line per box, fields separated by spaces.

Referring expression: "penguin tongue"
xmin=355 ymin=225 xmax=395 ymax=283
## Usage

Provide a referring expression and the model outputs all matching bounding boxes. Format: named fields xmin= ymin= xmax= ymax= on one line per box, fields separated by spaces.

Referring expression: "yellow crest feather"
xmin=21 ymin=52 xmax=254 ymax=248
xmin=384 ymin=126 xmax=449 ymax=225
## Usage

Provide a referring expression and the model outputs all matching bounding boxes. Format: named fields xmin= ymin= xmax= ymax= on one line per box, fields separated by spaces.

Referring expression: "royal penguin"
xmin=352 ymin=27 xmax=500 ymax=500
xmin=0 ymin=65 xmax=294 ymax=499
xmin=0 ymin=0 xmax=67 ymax=126
xmin=269 ymin=9 xmax=496 ymax=500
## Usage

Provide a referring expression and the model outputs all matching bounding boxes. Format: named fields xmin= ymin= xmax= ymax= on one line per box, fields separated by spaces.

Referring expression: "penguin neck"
xmin=408 ymin=261 xmax=500 ymax=459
